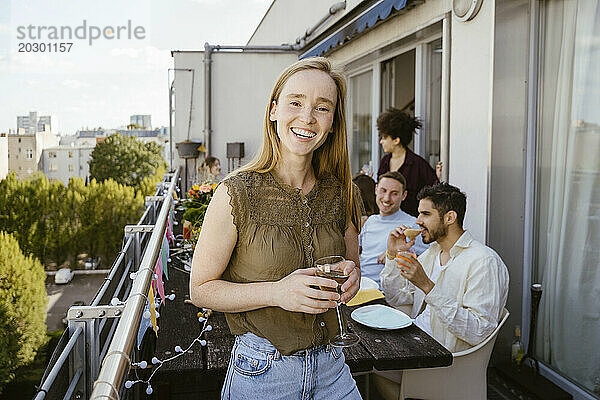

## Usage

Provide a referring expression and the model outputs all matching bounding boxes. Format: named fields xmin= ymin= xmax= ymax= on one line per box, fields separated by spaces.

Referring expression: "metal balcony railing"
xmin=34 ymin=169 xmax=180 ymax=400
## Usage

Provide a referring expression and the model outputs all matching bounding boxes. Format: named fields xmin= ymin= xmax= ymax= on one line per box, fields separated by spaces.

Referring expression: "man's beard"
xmin=422 ymin=221 xmax=447 ymax=244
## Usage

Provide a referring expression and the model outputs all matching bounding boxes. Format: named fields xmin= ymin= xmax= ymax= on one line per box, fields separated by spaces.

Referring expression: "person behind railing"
xmin=197 ymin=156 xmax=222 ymax=184
xmin=376 ymin=108 xmax=442 ymax=217
xmin=190 ymin=57 xmax=363 ymax=400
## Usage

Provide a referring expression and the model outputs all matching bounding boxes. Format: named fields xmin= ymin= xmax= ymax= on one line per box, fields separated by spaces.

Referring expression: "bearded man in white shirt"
xmin=380 ymin=182 xmax=509 ymax=353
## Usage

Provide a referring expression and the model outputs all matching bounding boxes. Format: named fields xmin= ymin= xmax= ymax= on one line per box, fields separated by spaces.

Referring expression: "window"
xmin=423 ymin=39 xmax=442 ymax=168
xmin=350 ymin=71 xmax=373 ymax=174
xmin=49 ymin=164 xmax=57 ymax=172
xmin=68 ymin=164 xmax=74 ymax=172
xmin=26 ymin=149 xmax=33 ymax=160
xmin=49 ymin=151 xmax=57 ymax=158
xmin=533 ymin=0 xmax=600 ymax=395
xmin=68 ymin=151 xmax=73 ymax=158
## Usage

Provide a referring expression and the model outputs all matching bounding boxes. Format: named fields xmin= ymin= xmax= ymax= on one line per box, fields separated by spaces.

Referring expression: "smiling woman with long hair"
xmin=190 ymin=57 xmax=363 ymax=400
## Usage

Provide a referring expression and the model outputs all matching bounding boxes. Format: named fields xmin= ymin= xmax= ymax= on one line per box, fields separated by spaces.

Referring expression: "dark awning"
xmin=300 ymin=0 xmax=408 ymax=59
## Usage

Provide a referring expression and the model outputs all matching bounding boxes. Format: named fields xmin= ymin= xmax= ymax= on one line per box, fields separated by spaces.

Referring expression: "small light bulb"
xmin=200 ymin=340 xmax=207 ymax=346
xmin=152 ymin=357 xmax=160 ymax=364
xmin=146 ymin=385 xmax=153 ymax=395
xmin=129 ymin=272 xmax=137 ymax=280
xmin=155 ymin=311 xmax=160 ymax=318
xmin=139 ymin=361 xmax=148 ymax=369
xmin=125 ymin=381 xmax=133 ymax=389
xmin=198 ymin=317 xmax=206 ymax=323
xmin=175 ymin=345 xmax=182 ymax=353
xmin=167 ymin=294 xmax=176 ymax=300
xmin=173 ymin=221 xmax=179 ymax=225
xmin=143 ymin=310 xmax=151 ymax=319
xmin=111 ymin=298 xmax=120 ymax=306
xmin=205 ymin=325 xmax=212 ymax=331
xmin=168 ymin=258 xmax=172 ymax=262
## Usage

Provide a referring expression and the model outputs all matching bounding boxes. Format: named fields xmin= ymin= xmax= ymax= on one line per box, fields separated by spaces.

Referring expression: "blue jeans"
xmin=221 ymin=332 xmax=362 ymax=400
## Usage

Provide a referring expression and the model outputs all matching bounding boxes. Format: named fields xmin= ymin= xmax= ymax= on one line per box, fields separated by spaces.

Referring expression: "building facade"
xmin=0 ymin=134 xmax=7 ymax=180
xmin=171 ymin=1 xmax=600 ymax=398
xmin=17 ymin=111 xmax=52 ymax=134
xmin=7 ymin=131 xmax=59 ymax=179
xmin=130 ymin=114 xmax=152 ymax=129
xmin=42 ymin=145 xmax=95 ymax=185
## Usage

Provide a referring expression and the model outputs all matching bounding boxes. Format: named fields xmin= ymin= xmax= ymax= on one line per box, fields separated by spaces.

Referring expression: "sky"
xmin=0 ymin=0 xmax=272 ymax=135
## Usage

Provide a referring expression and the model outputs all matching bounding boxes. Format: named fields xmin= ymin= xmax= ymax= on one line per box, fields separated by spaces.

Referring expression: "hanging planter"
xmin=176 ymin=140 xmax=203 ymax=159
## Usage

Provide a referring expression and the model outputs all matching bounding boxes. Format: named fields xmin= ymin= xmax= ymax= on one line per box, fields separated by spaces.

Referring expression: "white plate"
xmin=360 ymin=276 xmax=379 ymax=290
xmin=351 ymin=304 xmax=413 ymax=330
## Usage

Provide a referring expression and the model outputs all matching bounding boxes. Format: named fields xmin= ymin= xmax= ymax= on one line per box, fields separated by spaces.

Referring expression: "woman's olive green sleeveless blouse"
xmin=222 ymin=171 xmax=348 ymax=355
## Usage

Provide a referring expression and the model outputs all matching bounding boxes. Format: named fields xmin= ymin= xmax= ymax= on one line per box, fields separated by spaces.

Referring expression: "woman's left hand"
xmin=339 ymin=260 xmax=360 ymax=304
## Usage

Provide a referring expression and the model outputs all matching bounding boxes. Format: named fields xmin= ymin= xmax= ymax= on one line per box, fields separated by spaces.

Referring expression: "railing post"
xmin=124 ymin=225 xmax=154 ymax=271
xmin=67 ymin=318 xmax=87 ymax=399
xmin=67 ymin=305 xmax=125 ymax=399
xmin=145 ymin=195 xmax=165 ymax=224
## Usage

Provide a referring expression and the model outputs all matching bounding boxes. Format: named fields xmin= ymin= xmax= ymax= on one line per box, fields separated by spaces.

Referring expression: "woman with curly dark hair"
xmin=376 ymin=108 xmax=440 ymax=217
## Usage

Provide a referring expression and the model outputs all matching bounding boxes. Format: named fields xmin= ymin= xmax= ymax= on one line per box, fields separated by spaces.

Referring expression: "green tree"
xmin=0 ymin=173 xmax=78 ymax=266
xmin=77 ymin=178 xmax=144 ymax=263
xmin=0 ymin=232 xmax=47 ymax=394
xmin=89 ymin=133 xmax=166 ymax=192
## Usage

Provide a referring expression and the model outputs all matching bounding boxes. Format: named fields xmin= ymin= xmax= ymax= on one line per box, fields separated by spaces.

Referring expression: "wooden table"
xmin=151 ymin=263 xmax=452 ymax=398
xmin=344 ymin=301 xmax=453 ymax=372
xmin=203 ymin=302 xmax=453 ymax=374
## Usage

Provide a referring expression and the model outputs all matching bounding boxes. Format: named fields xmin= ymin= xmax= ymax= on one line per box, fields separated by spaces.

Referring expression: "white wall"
xmin=211 ymin=52 xmax=297 ymax=172
xmin=448 ymin=0 xmax=495 ymax=241
xmin=172 ymin=51 xmax=205 ymax=173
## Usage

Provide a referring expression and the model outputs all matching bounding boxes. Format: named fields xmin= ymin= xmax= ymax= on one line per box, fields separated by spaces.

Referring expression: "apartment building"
xmin=42 ymin=145 xmax=95 ymax=185
xmin=7 ymin=131 xmax=59 ymax=179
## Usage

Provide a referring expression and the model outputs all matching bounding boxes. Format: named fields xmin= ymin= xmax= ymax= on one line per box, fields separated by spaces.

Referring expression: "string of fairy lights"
xmin=125 ymin=309 xmax=213 ymax=395
xmin=121 ymin=184 xmax=212 ymax=395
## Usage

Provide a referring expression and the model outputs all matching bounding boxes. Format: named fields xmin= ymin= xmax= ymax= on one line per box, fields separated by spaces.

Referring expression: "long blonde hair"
xmin=238 ymin=57 xmax=361 ymax=231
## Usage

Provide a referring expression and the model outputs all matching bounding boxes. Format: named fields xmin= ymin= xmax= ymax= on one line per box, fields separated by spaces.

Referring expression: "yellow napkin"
xmin=347 ymin=288 xmax=385 ymax=307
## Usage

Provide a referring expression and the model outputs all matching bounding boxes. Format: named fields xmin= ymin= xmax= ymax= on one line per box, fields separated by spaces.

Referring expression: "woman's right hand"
xmin=271 ymin=268 xmax=340 ymax=314
xmin=387 ymin=225 xmax=415 ymax=257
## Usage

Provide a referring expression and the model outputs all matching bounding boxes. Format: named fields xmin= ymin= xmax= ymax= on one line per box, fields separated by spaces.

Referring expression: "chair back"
xmin=400 ymin=308 xmax=510 ymax=400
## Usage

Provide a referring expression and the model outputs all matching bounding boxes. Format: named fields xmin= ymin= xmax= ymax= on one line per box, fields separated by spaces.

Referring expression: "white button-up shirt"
xmin=380 ymin=231 xmax=509 ymax=352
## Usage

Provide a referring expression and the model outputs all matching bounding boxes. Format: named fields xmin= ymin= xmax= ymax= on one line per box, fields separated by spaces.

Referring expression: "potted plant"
xmin=179 ymin=183 xmax=217 ymax=248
